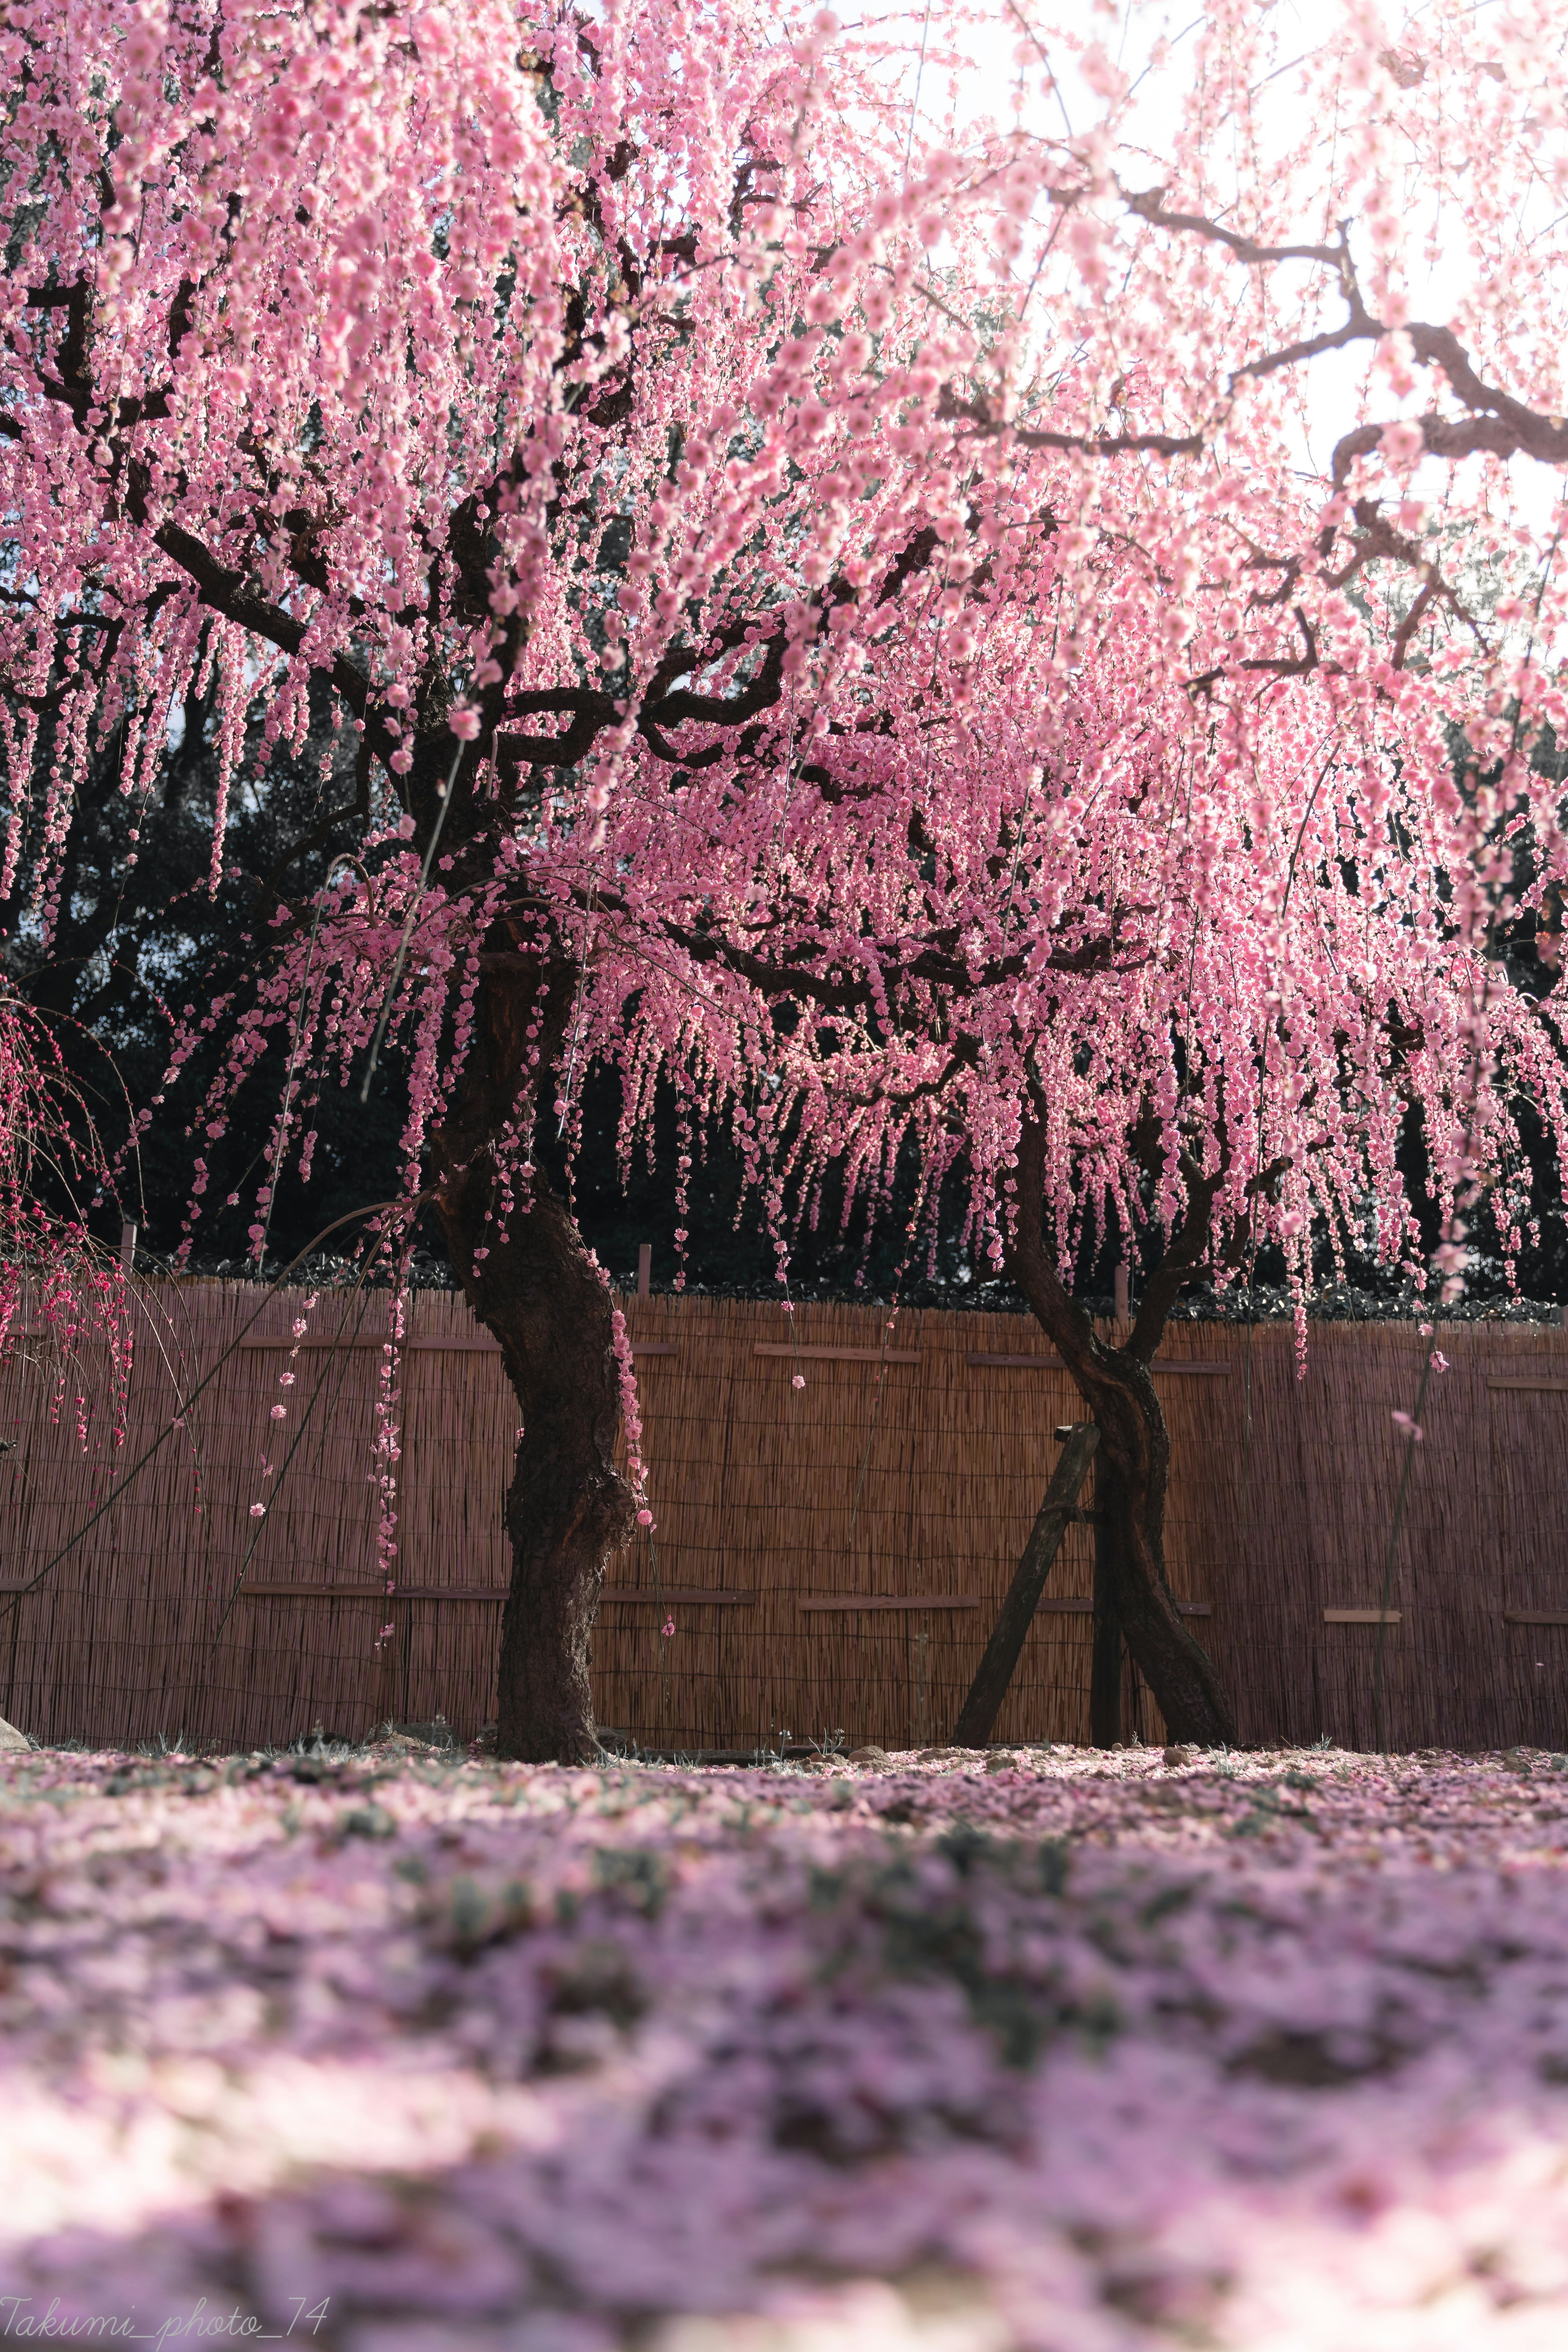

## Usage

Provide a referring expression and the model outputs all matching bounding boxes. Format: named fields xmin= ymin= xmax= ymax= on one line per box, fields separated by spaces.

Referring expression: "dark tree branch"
xmin=1122 ymin=187 xmax=1348 ymax=271
xmin=939 ymin=382 xmax=1204 ymax=459
xmin=1127 ymin=1153 xmax=1226 ymax=1360
xmin=143 ymin=517 xmax=399 ymax=766
xmin=1129 ymin=1145 xmax=1292 ymax=1356
xmin=254 ymin=759 xmax=372 ymax=918
xmin=495 ymin=521 xmax=946 ymax=778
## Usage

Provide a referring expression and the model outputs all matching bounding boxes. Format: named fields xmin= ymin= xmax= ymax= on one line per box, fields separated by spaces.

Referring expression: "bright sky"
xmin=882 ymin=0 xmax=1566 ymax=545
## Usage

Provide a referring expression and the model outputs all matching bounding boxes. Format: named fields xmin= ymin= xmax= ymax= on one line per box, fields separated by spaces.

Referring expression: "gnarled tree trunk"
xmin=430 ymin=960 xmax=633 ymax=1762
xmin=1004 ymin=1108 xmax=1238 ymax=1749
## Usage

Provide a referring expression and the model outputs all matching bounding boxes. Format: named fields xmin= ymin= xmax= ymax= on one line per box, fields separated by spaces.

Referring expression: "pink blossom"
xmin=1379 ymin=418 xmax=1427 ymax=466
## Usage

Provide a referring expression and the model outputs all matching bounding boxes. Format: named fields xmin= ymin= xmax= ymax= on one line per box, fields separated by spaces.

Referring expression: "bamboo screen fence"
xmin=2 ymin=1279 xmax=1566 ymax=1755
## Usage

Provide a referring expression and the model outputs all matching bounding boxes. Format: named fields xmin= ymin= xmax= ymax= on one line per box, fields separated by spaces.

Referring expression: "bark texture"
xmin=430 ymin=962 xmax=633 ymax=1763
xmin=1004 ymin=1108 xmax=1238 ymax=1748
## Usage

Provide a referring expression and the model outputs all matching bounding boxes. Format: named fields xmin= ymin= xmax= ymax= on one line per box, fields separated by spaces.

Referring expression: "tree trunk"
xmin=1003 ymin=1109 xmax=1238 ymax=1748
xmin=430 ymin=963 xmax=633 ymax=1763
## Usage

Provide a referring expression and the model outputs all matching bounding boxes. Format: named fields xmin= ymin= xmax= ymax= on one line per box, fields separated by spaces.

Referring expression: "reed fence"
xmin=1 ymin=1281 xmax=1565 ymax=1755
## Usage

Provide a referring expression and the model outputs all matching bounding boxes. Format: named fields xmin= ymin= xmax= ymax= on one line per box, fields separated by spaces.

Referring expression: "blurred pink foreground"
xmin=2 ymin=1741 xmax=1566 ymax=2350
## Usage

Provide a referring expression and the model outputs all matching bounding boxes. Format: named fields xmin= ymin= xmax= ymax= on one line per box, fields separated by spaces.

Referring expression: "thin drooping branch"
xmin=1126 ymin=194 xmax=1568 ymax=472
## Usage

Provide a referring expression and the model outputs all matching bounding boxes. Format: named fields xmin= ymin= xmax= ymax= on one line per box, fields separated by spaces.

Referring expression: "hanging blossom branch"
xmin=6 ymin=0 xmax=1568 ymax=1294
xmin=0 ymin=982 xmax=132 ymax=1441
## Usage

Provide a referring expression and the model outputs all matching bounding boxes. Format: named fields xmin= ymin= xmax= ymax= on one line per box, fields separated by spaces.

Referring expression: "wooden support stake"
xmin=637 ymin=1243 xmax=651 ymax=1299
xmin=120 ymin=1221 xmax=138 ymax=1274
xmin=1089 ymin=1452 xmax=1122 ymax=1747
xmin=1114 ymin=1262 xmax=1129 ymax=1324
xmin=953 ymin=1421 xmax=1100 ymax=1747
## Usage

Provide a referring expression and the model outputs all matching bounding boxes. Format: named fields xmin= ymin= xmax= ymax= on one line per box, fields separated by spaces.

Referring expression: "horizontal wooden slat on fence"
xmin=601 ymin=1588 xmax=755 ymax=1606
xmin=1487 ymin=1378 xmax=1568 ymax=1392
xmin=13 ymin=1330 xmax=115 ymax=1342
xmin=1503 ymin=1610 xmax=1568 ymax=1625
xmin=798 ymin=1595 xmax=980 ymax=1612
xmin=965 ymin=1353 xmax=1228 ymax=1374
xmin=752 ymin=1344 xmax=920 ymax=1364
xmin=243 ymin=1583 xmax=508 ymax=1601
xmin=241 ymin=1584 xmax=390 ymax=1599
xmin=967 ymin=1353 xmax=1067 ymax=1367
xmin=1323 ymin=1608 xmax=1402 ymax=1624
xmin=235 ymin=1337 xmax=678 ymax=1356
xmin=1033 ymin=1597 xmax=1214 ymax=1616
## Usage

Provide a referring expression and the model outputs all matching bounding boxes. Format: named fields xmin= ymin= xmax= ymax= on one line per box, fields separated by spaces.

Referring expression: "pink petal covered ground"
xmin=2 ymin=1742 xmax=1567 ymax=2350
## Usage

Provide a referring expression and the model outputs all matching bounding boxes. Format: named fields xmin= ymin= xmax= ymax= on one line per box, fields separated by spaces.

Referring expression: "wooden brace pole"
xmin=952 ymin=1421 xmax=1100 ymax=1747
xmin=1089 ymin=1450 xmax=1123 ymax=1748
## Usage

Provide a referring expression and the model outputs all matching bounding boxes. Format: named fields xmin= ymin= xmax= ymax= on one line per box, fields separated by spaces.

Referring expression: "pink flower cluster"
xmin=1 ymin=1740 xmax=1566 ymax=2348
xmin=0 ymin=990 xmax=132 ymax=1443
xmin=2 ymin=0 xmax=1566 ymax=1363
